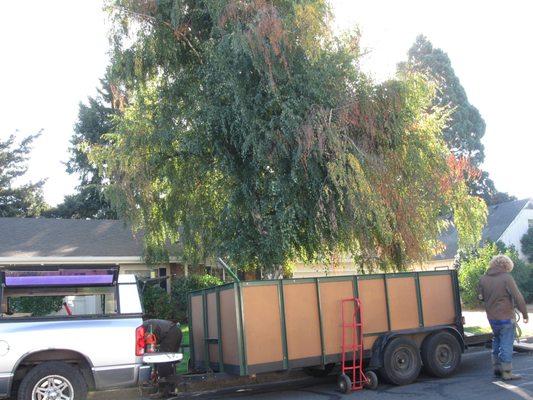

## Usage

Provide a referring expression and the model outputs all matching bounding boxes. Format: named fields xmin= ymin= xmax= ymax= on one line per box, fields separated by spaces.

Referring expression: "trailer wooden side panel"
xmin=320 ymin=280 xmax=354 ymax=359
xmin=207 ymin=292 xmax=218 ymax=364
xmin=420 ymin=274 xmax=456 ymax=326
xmin=242 ymin=284 xmax=284 ymax=371
xmin=190 ymin=294 xmax=204 ymax=367
xmin=219 ymin=287 xmax=239 ymax=369
xmin=387 ymin=277 xmax=420 ymax=331
xmin=283 ymin=282 xmax=321 ymax=367
xmin=358 ymin=278 xmax=389 ymax=333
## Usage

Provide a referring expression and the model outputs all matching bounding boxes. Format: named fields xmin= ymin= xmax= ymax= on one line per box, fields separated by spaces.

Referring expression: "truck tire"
xmin=421 ymin=331 xmax=461 ymax=378
xmin=380 ymin=337 xmax=421 ymax=385
xmin=17 ymin=361 xmax=88 ymax=400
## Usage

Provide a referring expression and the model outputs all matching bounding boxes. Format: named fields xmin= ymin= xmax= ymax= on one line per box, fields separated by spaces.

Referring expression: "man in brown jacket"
xmin=478 ymin=255 xmax=529 ymax=380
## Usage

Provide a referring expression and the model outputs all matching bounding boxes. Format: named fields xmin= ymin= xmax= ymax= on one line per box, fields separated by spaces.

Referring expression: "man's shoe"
xmin=501 ymin=363 xmax=521 ymax=380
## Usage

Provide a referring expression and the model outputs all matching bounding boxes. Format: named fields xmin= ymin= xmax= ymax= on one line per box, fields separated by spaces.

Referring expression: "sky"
xmin=1 ymin=0 xmax=531 ymax=206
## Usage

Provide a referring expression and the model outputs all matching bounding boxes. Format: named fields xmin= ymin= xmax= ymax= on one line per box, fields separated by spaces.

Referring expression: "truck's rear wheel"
xmin=380 ymin=337 xmax=421 ymax=385
xmin=17 ymin=361 xmax=87 ymax=400
xmin=421 ymin=331 xmax=461 ymax=378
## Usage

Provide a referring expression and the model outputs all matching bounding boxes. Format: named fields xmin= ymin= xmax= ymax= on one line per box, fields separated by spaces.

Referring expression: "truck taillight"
xmin=136 ymin=325 xmax=146 ymax=356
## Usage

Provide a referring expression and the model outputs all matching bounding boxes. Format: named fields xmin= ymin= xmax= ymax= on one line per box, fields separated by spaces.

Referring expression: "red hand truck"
xmin=337 ymin=297 xmax=378 ymax=394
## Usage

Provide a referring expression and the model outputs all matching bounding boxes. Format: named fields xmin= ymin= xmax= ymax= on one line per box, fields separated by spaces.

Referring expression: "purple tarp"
xmin=4 ymin=269 xmax=116 ymax=287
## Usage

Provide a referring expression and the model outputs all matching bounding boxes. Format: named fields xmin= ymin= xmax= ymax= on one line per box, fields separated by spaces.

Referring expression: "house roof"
xmin=0 ymin=218 xmax=144 ymax=260
xmin=435 ymin=198 xmax=532 ymax=260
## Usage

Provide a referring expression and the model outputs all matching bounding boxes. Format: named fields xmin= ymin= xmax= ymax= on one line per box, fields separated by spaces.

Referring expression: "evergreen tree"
xmin=400 ymin=35 xmax=514 ymax=205
xmin=0 ymin=133 xmax=46 ymax=217
xmin=45 ymin=78 xmax=117 ymax=219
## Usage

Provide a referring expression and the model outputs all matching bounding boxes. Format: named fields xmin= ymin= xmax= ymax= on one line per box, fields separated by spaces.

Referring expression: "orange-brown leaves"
xmin=220 ymin=0 xmax=289 ymax=87
xmin=442 ymin=154 xmax=481 ymax=193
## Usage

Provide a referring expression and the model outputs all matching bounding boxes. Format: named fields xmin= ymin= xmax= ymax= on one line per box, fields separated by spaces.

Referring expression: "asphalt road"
xmin=90 ymin=349 xmax=532 ymax=400
xmin=200 ymin=349 xmax=533 ymax=400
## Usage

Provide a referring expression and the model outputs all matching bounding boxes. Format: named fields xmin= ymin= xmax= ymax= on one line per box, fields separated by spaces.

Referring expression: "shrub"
xmin=9 ymin=296 xmax=64 ymax=317
xmin=171 ymin=274 xmax=223 ymax=322
xmin=141 ymin=284 xmax=176 ymax=320
xmin=140 ymin=274 xmax=223 ymax=322
xmin=521 ymin=227 xmax=533 ymax=263
xmin=458 ymin=242 xmax=532 ymax=308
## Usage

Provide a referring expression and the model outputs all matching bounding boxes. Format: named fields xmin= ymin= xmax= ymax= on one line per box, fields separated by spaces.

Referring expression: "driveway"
xmin=187 ymin=349 xmax=533 ymax=400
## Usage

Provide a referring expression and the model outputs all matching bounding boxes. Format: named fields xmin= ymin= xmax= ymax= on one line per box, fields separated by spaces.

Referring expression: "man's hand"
xmin=524 ymin=317 xmax=529 ymax=324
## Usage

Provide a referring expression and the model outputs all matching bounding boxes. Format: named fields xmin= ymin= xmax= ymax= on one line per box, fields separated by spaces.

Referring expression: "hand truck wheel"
xmin=337 ymin=373 xmax=352 ymax=394
xmin=364 ymin=370 xmax=379 ymax=390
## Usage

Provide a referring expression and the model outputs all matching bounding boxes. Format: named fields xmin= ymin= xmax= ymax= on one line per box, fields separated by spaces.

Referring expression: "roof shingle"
xmin=0 ymin=218 xmax=143 ymax=258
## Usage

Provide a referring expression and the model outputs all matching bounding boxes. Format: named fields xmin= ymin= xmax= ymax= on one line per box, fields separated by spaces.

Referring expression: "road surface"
xmin=89 ymin=348 xmax=532 ymax=400
xmin=182 ymin=349 xmax=533 ymax=400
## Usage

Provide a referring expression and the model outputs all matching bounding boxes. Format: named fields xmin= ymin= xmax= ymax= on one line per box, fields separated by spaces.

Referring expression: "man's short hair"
xmin=489 ymin=254 xmax=514 ymax=272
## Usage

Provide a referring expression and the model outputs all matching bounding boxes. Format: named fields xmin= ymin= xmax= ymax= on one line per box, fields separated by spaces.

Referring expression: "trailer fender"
xmin=368 ymin=326 xmax=465 ymax=369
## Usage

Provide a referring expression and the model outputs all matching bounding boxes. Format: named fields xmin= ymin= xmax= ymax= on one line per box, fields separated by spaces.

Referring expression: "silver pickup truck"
xmin=0 ymin=266 xmax=180 ymax=400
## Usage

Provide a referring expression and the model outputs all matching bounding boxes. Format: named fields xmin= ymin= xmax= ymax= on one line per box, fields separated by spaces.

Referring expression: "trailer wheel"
xmin=303 ymin=363 xmax=335 ymax=377
xmin=380 ymin=337 xmax=421 ymax=385
xmin=421 ymin=331 xmax=461 ymax=378
xmin=364 ymin=370 xmax=379 ymax=390
xmin=337 ymin=373 xmax=351 ymax=394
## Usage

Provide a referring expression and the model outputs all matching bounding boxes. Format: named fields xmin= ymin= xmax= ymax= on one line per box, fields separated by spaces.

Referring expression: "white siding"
xmin=498 ymin=203 xmax=533 ymax=260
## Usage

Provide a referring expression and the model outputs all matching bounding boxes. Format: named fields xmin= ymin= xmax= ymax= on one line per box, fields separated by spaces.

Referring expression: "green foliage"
xmin=90 ymin=1 xmax=486 ymax=273
xmin=141 ymin=284 xmax=175 ymax=320
xmin=45 ymin=77 xmax=117 ymax=219
xmin=10 ymin=296 xmax=64 ymax=317
xmin=458 ymin=242 xmax=533 ymax=308
xmin=171 ymin=275 xmax=223 ymax=322
xmin=399 ymin=35 xmax=485 ymax=165
xmin=0 ymin=133 xmax=46 ymax=217
xmin=399 ymin=35 xmax=514 ymax=205
xmin=141 ymin=274 xmax=223 ymax=322
xmin=521 ymin=227 xmax=533 ymax=263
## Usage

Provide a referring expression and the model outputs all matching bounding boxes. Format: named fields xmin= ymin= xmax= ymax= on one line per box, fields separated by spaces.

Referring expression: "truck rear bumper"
xmin=93 ymin=364 xmax=151 ymax=389
xmin=139 ymin=365 xmax=151 ymax=384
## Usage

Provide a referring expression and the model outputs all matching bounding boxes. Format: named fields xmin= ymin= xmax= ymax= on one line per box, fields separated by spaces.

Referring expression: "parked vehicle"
xmin=0 ymin=266 xmax=181 ymax=400
xmin=188 ymin=270 xmax=468 ymax=392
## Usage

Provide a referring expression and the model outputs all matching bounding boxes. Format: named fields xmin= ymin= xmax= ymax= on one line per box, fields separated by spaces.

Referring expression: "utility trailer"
xmin=188 ymin=270 xmax=466 ymax=391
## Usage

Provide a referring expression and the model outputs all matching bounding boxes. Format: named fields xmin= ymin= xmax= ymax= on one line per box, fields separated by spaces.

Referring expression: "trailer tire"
xmin=421 ymin=331 xmax=461 ymax=378
xmin=303 ymin=363 xmax=335 ymax=378
xmin=380 ymin=337 xmax=421 ymax=385
xmin=17 ymin=361 xmax=87 ymax=400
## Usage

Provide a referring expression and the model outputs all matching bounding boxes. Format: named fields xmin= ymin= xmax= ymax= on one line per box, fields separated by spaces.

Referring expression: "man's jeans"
xmin=490 ymin=320 xmax=514 ymax=364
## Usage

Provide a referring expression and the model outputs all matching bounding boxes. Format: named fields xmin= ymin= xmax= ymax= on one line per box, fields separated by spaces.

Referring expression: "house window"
xmin=529 ymin=219 xmax=533 ymax=228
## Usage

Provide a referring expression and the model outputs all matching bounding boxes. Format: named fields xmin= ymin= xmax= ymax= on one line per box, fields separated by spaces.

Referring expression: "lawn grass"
xmin=464 ymin=325 xmax=491 ymax=335
xmin=464 ymin=324 xmax=533 ymax=338
xmin=177 ymin=324 xmax=190 ymax=374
